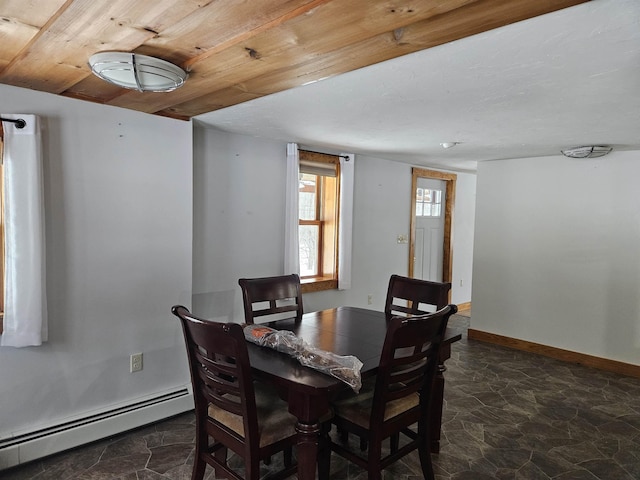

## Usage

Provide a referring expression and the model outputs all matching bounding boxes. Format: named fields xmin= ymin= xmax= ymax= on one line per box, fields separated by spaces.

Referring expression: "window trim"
xmin=301 ymin=278 xmax=338 ymax=294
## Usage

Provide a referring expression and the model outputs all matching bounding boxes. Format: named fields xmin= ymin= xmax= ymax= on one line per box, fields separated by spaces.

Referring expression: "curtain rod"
xmin=0 ymin=117 xmax=26 ymax=129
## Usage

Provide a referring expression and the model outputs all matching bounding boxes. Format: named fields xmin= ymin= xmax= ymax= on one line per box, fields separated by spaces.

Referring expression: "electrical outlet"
xmin=130 ymin=353 xmax=143 ymax=373
xmin=367 ymin=294 xmax=373 ymax=305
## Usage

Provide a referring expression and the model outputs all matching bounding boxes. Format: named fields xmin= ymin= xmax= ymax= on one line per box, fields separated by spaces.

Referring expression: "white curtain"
xmin=284 ymin=143 xmax=300 ymax=275
xmin=338 ymin=154 xmax=354 ymax=290
xmin=1 ymin=114 xmax=48 ymax=347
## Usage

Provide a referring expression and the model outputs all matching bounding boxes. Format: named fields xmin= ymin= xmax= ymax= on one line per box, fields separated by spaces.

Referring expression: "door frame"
xmin=409 ymin=167 xmax=457 ymax=284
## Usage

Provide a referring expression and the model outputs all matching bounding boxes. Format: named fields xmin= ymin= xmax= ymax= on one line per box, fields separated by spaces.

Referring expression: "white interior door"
xmin=414 ymin=178 xmax=446 ymax=282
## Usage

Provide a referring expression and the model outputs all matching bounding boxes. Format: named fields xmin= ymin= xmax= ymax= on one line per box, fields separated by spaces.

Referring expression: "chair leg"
xmin=390 ymin=432 xmax=399 ymax=453
xmin=283 ymin=447 xmax=293 ymax=468
xmin=192 ymin=431 xmax=208 ymax=480
xmin=359 ymin=435 xmax=368 ymax=451
xmin=192 ymin=457 xmax=207 ymax=480
xmin=367 ymin=443 xmax=383 ymax=480
xmin=246 ymin=458 xmax=261 ymax=480
xmin=368 ymin=468 xmax=383 ymax=480
xmin=213 ymin=445 xmax=228 ymax=479
xmin=338 ymin=426 xmax=349 ymax=443
xmin=418 ymin=422 xmax=435 ymax=480
xmin=418 ymin=447 xmax=435 ymax=480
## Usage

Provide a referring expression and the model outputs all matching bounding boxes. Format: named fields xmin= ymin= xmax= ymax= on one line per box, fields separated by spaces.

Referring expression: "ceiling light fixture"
xmin=88 ymin=52 xmax=187 ymax=92
xmin=561 ymin=145 xmax=613 ymax=159
xmin=440 ymin=142 xmax=459 ymax=149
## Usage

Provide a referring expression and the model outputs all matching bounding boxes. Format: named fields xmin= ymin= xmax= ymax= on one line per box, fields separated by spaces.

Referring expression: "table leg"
xmin=288 ymin=392 xmax=330 ymax=480
xmin=295 ymin=421 xmax=321 ymax=480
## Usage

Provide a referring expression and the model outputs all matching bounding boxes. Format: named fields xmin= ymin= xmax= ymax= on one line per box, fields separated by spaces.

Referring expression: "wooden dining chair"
xmin=320 ymin=304 xmax=457 ymax=480
xmin=172 ymin=305 xmax=298 ymax=480
xmin=385 ymin=274 xmax=451 ymax=317
xmin=238 ymin=274 xmax=303 ymax=324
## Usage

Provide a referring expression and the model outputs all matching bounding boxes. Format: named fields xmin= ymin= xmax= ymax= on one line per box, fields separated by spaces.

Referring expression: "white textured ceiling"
xmin=195 ymin=0 xmax=640 ymax=173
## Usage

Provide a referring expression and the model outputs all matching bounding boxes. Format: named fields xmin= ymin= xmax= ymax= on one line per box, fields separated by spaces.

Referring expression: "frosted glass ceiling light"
xmin=561 ymin=145 xmax=612 ymax=158
xmin=89 ymin=52 xmax=187 ymax=92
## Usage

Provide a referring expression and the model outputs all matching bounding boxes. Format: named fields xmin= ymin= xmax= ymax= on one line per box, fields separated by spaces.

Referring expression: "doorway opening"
xmin=409 ymin=167 xmax=456 ymax=285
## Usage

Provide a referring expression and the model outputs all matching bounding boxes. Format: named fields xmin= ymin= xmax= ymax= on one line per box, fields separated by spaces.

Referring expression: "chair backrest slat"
xmin=385 ymin=274 xmax=451 ymax=317
xmin=239 ymin=274 xmax=303 ymax=324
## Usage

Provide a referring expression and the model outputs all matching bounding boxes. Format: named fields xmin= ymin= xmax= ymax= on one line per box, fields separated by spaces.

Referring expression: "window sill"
xmin=301 ymin=278 xmax=338 ymax=293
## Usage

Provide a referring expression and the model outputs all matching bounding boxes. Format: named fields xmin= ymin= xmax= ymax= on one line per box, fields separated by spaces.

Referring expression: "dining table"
xmin=246 ymin=306 xmax=462 ymax=480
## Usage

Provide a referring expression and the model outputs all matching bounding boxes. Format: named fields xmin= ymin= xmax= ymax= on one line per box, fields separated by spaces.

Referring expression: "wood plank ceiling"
xmin=1 ymin=0 xmax=587 ymax=121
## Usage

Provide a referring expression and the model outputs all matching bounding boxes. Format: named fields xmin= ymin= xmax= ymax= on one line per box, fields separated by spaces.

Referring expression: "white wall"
xmin=472 ymin=151 xmax=640 ymax=366
xmin=192 ymin=129 xmax=288 ymax=319
xmin=192 ymin=126 xmax=475 ymax=319
xmin=0 ymin=85 xmax=193 ymax=436
xmin=451 ymin=173 xmax=476 ymax=304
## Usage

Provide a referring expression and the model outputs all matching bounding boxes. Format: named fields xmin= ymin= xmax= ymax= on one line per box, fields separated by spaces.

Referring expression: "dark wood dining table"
xmin=247 ymin=306 xmax=462 ymax=480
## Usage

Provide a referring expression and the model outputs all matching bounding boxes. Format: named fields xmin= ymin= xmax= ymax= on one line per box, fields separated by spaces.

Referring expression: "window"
xmin=416 ymin=187 xmax=442 ymax=217
xmin=298 ymin=150 xmax=339 ymax=290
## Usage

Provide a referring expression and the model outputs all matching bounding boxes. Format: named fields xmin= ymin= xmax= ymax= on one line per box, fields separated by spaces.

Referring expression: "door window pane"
xmin=415 ymin=188 xmax=442 ymax=218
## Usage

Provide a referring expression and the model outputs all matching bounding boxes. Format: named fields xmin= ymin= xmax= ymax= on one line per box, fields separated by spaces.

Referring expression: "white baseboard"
xmin=0 ymin=385 xmax=194 ymax=471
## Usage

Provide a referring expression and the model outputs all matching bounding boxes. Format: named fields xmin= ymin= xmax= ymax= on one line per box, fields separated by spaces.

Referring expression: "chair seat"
xmin=332 ymin=378 xmax=419 ymax=429
xmin=209 ymin=382 xmax=298 ymax=447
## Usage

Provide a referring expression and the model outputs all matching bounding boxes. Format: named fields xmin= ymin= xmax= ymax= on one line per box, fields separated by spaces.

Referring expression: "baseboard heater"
xmin=0 ymin=385 xmax=194 ymax=471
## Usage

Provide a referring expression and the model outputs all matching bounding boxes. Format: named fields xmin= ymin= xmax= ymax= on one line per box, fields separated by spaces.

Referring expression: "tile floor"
xmin=3 ymin=314 xmax=640 ymax=479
